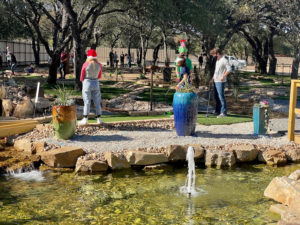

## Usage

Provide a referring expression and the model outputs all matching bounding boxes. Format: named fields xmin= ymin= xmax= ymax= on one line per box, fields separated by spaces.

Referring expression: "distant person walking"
xmin=109 ymin=51 xmax=114 ymax=68
xmin=58 ymin=50 xmax=68 ymax=79
xmin=9 ymin=52 xmax=17 ymax=76
xmin=127 ymin=53 xmax=131 ymax=68
xmin=114 ymin=51 xmax=118 ymax=68
xmin=120 ymin=52 xmax=125 ymax=67
xmin=209 ymin=48 xmax=231 ymax=118
xmin=198 ymin=54 xmax=203 ymax=69
xmin=78 ymin=49 xmax=103 ymax=125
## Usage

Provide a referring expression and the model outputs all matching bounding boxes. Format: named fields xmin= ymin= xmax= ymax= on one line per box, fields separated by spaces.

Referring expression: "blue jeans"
xmin=214 ymin=82 xmax=227 ymax=115
xmin=11 ymin=63 xmax=17 ymax=73
xmin=82 ymin=79 xmax=101 ymax=116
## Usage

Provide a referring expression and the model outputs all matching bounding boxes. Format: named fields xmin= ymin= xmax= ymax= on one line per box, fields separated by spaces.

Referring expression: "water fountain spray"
xmin=186 ymin=146 xmax=196 ymax=197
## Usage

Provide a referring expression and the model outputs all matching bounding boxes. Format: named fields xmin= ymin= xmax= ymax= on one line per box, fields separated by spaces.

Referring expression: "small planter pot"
xmin=52 ymin=105 xmax=76 ymax=140
xmin=173 ymin=92 xmax=198 ymax=136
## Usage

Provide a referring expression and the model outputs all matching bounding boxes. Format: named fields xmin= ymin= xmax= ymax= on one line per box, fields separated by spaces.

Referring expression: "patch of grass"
xmin=101 ymin=86 xmax=131 ymax=100
xmin=82 ymin=113 xmax=252 ymax=126
xmin=84 ymin=114 xmax=170 ymax=123
xmin=43 ymin=84 xmax=81 ymax=96
xmin=43 ymin=83 xmax=131 ymax=99
xmin=239 ymin=71 xmax=290 ymax=83
xmin=136 ymin=87 xmax=175 ymax=105
xmin=197 ymin=113 xmax=252 ymax=125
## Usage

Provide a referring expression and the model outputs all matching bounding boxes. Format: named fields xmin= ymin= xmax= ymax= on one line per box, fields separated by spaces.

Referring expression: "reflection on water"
xmin=1 ymin=164 xmax=299 ymax=224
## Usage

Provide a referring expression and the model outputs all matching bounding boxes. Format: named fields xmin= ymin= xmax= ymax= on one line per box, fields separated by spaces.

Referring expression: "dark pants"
xmin=58 ymin=62 xmax=66 ymax=79
xmin=214 ymin=82 xmax=227 ymax=115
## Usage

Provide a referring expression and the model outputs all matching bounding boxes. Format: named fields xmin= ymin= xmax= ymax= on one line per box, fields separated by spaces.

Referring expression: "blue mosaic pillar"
xmin=253 ymin=106 xmax=267 ymax=135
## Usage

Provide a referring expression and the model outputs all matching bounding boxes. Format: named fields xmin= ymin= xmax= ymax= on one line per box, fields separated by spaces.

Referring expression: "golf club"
xmin=206 ymin=85 xmax=211 ymax=117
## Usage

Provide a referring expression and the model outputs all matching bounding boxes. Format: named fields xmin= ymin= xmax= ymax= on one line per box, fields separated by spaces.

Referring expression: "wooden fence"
xmin=0 ymin=40 xmax=48 ymax=66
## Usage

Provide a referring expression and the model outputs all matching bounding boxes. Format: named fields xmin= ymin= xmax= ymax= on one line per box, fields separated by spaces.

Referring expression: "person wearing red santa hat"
xmin=78 ymin=49 xmax=103 ymax=125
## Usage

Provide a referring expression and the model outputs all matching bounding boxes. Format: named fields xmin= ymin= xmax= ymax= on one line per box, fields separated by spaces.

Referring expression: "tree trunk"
xmin=47 ymin=53 xmax=60 ymax=84
xmin=150 ymin=70 xmax=153 ymax=111
xmin=268 ymin=31 xmax=277 ymax=75
xmin=162 ymin=31 xmax=169 ymax=66
xmin=31 ymin=37 xmax=40 ymax=66
xmin=127 ymin=38 xmax=131 ymax=68
xmin=140 ymin=35 xmax=145 ymax=74
xmin=241 ymin=30 xmax=268 ymax=74
xmin=152 ymin=39 xmax=162 ymax=65
xmin=73 ymin=39 xmax=85 ymax=91
xmin=202 ymin=36 xmax=217 ymax=82
xmin=291 ymin=48 xmax=300 ymax=79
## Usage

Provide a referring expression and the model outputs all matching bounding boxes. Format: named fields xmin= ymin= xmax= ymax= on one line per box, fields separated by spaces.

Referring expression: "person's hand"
xmin=209 ymin=79 xmax=213 ymax=86
xmin=176 ymin=84 xmax=180 ymax=90
xmin=219 ymin=76 xmax=224 ymax=82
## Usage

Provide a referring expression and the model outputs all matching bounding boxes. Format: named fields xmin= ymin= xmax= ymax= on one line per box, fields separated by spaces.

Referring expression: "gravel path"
xmin=45 ymin=117 xmax=300 ymax=153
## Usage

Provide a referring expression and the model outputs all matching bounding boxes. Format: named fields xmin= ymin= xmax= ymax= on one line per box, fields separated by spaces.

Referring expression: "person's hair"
xmin=210 ymin=48 xmax=221 ymax=55
xmin=177 ymin=57 xmax=186 ymax=67
xmin=86 ymin=58 xmax=98 ymax=63
xmin=86 ymin=58 xmax=98 ymax=70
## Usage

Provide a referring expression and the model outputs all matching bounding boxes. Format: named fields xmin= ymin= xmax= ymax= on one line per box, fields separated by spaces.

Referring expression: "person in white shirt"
xmin=209 ymin=48 xmax=231 ymax=118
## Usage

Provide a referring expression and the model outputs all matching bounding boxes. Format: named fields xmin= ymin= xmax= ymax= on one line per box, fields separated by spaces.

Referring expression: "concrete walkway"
xmin=45 ymin=117 xmax=300 ymax=154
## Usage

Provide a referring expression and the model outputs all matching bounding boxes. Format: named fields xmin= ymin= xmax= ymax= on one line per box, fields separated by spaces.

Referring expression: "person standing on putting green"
xmin=78 ymin=49 xmax=103 ymax=125
xmin=209 ymin=48 xmax=231 ymax=118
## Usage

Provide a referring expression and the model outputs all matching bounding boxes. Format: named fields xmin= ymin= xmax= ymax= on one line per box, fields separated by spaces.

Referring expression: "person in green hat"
xmin=174 ymin=39 xmax=192 ymax=82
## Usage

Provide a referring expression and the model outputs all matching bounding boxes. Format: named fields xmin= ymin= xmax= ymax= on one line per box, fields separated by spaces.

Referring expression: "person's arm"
xmin=219 ymin=59 xmax=232 ymax=81
xmin=80 ymin=62 xmax=87 ymax=82
xmin=176 ymin=74 xmax=188 ymax=90
xmin=98 ymin=63 xmax=102 ymax=79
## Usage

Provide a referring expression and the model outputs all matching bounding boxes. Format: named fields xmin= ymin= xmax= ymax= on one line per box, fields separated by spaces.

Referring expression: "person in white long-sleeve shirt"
xmin=209 ymin=48 xmax=231 ymax=118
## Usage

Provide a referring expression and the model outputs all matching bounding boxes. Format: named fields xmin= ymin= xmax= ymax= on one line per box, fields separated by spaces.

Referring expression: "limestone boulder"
xmin=229 ymin=144 xmax=258 ymax=162
xmin=2 ymin=99 xmax=13 ymax=117
xmin=264 ymin=176 xmax=300 ymax=206
xmin=205 ymin=149 xmax=236 ymax=167
xmin=288 ymin=170 xmax=300 ymax=181
xmin=13 ymin=97 xmax=34 ymax=118
xmin=24 ymin=85 xmax=44 ymax=98
xmin=126 ymin=151 xmax=168 ymax=165
xmin=75 ymin=158 xmax=108 ymax=173
xmin=269 ymin=204 xmax=288 ymax=216
xmin=165 ymin=145 xmax=186 ymax=161
xmin=14 ymin=138 xmax=34 ymax=154
xmin=104 ymin=152 xmax=130 ymax=170
xmin=190 ymin=144 xmax=205 ymax=160
xmin=32 ymin=141 xmax=46 ymax=154
xmin=262 ymin=150 xmax=287 ymax=166
xmin=279 ymin=210 xmax=300 ymax=225
xmin=165 ymin=144 xmax=204 ymax=161
xmin=258 ymin=151 xmax=265 ymax=162
xmin=40 ymin=146 xmax=85 ymax=168
xmin=31 ymin=97 xmax=51 ymax=113
xmin=14 ymin=139 xmax=45 ymax=154
xmin=285 ymin=149 xmax=300 ymax=163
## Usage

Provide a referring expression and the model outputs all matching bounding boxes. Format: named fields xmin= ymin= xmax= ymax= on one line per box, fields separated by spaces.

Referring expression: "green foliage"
xmin=53 ymin=84 xmax=75 ymax=106
xmin=136 ymin=87 xmax=175 ymax=105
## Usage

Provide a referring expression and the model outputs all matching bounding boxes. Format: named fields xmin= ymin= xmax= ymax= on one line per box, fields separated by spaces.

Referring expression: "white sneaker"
xmin=217 ymin=113 xmax=227 ymax=118
xmin=78 ymin=117 xmax=88 ymax=125
xmin=96 ymin=117 xmax=102 ymax=124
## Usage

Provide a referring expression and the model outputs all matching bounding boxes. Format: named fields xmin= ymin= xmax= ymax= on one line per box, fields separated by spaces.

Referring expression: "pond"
xmin=1 ymin=164 xmax=300 ymax=225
